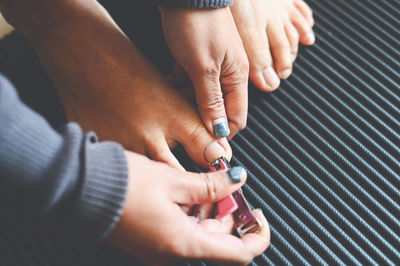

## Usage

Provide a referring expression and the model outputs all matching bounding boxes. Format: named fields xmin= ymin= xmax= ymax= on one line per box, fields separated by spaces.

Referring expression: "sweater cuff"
xmin=71 ymin=133 xmax=128 ymax=241
xmin=151 ymin=0 xmax=233 ymax=8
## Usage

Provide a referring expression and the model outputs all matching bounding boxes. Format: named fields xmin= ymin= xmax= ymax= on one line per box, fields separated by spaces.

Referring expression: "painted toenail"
xmin=280 ymin=69 xmax=292 ymax=79
xmin=213 ymin=118 xmax=230 ymax=138
xmin=204 ymin=140 xmax=226 ymax=163
xmin=263 ymin=67 xmax=280 ymax=90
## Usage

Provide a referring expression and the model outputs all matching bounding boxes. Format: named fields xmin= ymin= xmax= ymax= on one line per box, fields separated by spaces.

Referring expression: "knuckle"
xmin=202 ymin=173 xmax=218 ymax=201
xmin=198 ymin=62 xmax=220 ymax=80
xmin=204 ymin=92 xmax=225 ymax=113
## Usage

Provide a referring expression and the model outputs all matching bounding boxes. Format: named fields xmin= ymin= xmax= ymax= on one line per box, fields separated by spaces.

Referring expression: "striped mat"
xmin=0 ymin=0 xmax=399 ymax=265
xmin=230 ymin=0 xmax=400 ymax=264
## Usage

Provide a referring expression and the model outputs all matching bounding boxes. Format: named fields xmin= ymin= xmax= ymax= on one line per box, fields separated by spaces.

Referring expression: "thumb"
xmin=190 ymin=67 xmax=230 ymax=139
xmin=172 ymin=166 xmax=246 ymax=204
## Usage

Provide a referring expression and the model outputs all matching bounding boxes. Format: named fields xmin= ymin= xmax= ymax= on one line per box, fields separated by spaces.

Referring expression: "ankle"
xmin=0 ymin=0 xmax=93 ymax=33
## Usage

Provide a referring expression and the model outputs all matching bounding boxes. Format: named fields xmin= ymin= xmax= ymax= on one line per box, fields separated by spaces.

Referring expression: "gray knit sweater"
xmin=0 ymin=75 xmax=128 ymax=242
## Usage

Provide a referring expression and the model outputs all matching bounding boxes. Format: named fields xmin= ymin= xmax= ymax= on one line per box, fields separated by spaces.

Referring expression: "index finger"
xmin=189 ymin=209 xmax=270 ymax=264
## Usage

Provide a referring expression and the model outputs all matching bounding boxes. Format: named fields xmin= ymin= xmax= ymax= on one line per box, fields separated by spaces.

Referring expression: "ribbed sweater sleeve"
xmin=149 ymin=0 xmax=233 ymax=8
xmin=0 ymin=76 xmax=128 ymax=242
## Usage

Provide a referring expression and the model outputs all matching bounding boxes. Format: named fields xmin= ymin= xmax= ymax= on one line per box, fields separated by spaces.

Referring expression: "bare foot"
xmin=19 ymin=0 xmax=231 ymax=169
xmin=230 ymin=0 xmax=315 ymax=91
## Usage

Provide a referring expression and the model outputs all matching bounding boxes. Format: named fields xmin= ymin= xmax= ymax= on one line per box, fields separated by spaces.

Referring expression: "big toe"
xmin=172 ymin=117 xmax=232 ymax=167
xmin=243 ymin=30 xmax=280 ymax=92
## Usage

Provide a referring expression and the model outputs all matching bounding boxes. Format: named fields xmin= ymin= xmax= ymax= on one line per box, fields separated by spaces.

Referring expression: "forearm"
xmin=0 ymin=76 xmax=128 ymax=241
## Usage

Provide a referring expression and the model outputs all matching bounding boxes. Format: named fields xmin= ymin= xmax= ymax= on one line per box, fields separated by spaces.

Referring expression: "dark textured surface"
xmin=183 ymin=0 xmax=400 ymax=265
xmin=236 ymin=0 xmax=400 ymax=264
xmin=1 ymin=0 xmax=400 ymax=265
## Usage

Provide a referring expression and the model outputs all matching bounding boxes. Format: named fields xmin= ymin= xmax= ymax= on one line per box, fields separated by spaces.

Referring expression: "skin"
xmin=0 ymin=0 xmax=271 ymax=262
xmin=109 ymin=151 xmax=270 ymax=265
xmin=159 ymin=6 xmax=249 ymax=139
xmin=230 ymin=0 xmax=315 ymax=91
xmin=3 ymin=0 xmax=232 ymax=169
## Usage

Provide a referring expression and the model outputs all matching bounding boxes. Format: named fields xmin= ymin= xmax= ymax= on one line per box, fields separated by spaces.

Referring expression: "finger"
xmin=285 ymin=22 xmax=300 ymax=63
xmin=189 ymin=226 xmax=268 ymax=264
xmin=172 ymin=166 xmax=246 ymax=204
xmin=146 ymin=136 xmax=185 ymax=171
xmin=220 ymin=49 xmax=249 ymax=138
xmin=198 ymin=219 xmax=224 ymax=233
xmin=192 ymin=209 xmax=270 ymax=264
xmin=291 ymin=8 xmax=315 ymax=46
xmin=172 ymin=117 xmax=232 ymax=167
xmin=241 ymin=209 xmax=271 ymax=254
xmin=189 ymin=66 xmax=230 ymax=139
xmin=191 ymin=203 xmax=216 ymax=220
xmin=197 ymin=216 xmax=234 ymax=234
xmin=181 ymin=204 xmax=195 ymax=214
xmin=217 ymin=214 xmax=235 ymax=234
xmin=294 ymin=0 xmax=314 ymax=27
xmin=268 ymin=22 xmax=293 ymax=80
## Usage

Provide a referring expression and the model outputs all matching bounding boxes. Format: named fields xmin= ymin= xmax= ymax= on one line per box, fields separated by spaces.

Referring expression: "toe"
xmin=172 ymin=121 xmax=232 ymax=168
xmin=241 ymin=28 xmax=279 ymax=92
xmin=291 ymin=8 xmax=315 ymax=46
xmin=268 ymin=22 xmax=293 ymax=80
xmin=145 ymin=136 xmax=185 ymax=170
xmin=285 ymin=22 xmax=299 ymax=62
xmin=294 ymin=0 xmax=314 ymax=27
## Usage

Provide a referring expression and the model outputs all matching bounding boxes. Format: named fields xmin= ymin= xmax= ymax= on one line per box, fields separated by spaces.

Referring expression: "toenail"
xmin=280 ymin=69 xmax=292 ymax=79
xmin=307 ymin=32 xmax=316 ymax=43
xmin=204 ymin=140 xmax=226 ymax=163
xmin=291 ymin=54 xmax=297 ymax=63
xmin=213 ymin=118 xmax=230 ymax=138
xmin=262 ymin=67 xmax=280 ymax=90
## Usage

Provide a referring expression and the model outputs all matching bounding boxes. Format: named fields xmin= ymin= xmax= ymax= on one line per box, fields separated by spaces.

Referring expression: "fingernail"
xmin=280 ymin=68 xmax=292 ymax=79
xmin=213 ymin=118 xmax=230 ymax=138
xmin=262 ymin=67 xmax=280 ymax=90
xmin=228 ymin=166 xmax=245 ymax=183
xmin=307 ymin=32 xmax=315 ymax=43
xmin=204 ymin=140 xmax=226 ymax=163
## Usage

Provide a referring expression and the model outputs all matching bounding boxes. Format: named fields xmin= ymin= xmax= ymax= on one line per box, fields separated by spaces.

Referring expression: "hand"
xmin=159 ymin=7 xmax=249 ymax=139
xmin=108 ymin=151 xmax=270 ymax=265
